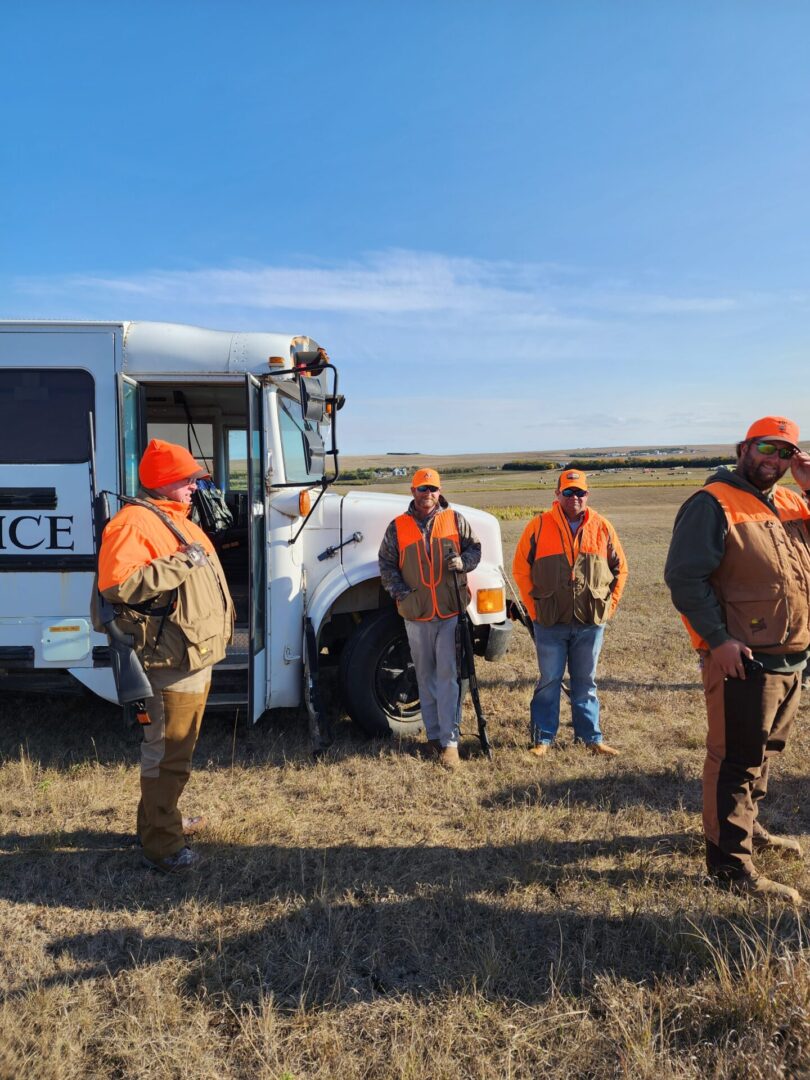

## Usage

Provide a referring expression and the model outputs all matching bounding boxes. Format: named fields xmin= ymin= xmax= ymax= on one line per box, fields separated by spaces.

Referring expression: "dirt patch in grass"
xmin=1 ymin=483 xmax=810 ymax=1078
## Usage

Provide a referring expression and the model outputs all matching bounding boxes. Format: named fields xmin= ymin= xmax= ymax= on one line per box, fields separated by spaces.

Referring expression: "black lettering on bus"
xmin=48 ymin=516 xmax=74 ymax=551
xmin=9 ymin=515 xmax=45 ymax=550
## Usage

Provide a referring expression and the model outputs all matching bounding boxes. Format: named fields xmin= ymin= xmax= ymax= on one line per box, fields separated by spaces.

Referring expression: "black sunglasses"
xmin=415 ymin=484 xmax=439 ymax=493
xmin=754 ymin=441 xmax=794 ymax=460
xmin=560 ymin=487 xmax=587 ymax=497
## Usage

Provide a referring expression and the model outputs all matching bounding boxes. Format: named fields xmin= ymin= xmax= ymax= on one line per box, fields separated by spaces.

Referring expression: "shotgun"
xmin=452 ymin=568 xmax=493 ymax=761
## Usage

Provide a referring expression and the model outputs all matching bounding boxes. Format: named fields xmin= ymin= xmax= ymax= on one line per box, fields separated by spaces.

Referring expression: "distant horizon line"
xmin=339 ymin=440 xmax=787 ymax=458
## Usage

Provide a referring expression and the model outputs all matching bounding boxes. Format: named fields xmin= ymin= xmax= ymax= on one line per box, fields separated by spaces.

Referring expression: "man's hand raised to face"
xmin=790 ymin=450 xmax=810 ymax=492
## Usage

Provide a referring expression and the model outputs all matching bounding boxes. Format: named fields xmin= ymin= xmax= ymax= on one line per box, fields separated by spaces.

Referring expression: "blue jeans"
xmin=530 ymin=622 xmax=606 ymax=745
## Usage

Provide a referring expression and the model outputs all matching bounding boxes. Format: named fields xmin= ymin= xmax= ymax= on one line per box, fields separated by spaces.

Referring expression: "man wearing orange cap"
xmin=666 ymin=416 xmax=810 ymax=904
xmin=513 ymin=468 xmax=627 ymax=758
xmin=97 ymin=439 xmax=234 ymax=873
xmin=378 ymin=467 xmax=481 ymax=769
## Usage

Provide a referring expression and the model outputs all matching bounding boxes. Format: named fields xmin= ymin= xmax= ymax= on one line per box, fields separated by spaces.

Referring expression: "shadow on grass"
xmin=1 ymin=828 xmax=807 ymax=1011
xmin=1 ymin=829 xmax=702 ymax=902
xmin=4 ymin=827 xmax=805 ymax=1010
xmin=0 ymin=691 xmax=348 ymax=770
xmin=0 ymin=689 xmax=485 ymax=771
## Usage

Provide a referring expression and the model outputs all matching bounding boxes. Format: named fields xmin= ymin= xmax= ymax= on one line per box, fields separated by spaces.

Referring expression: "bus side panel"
xmin=0 ymin=329 xmax=119 ymax=671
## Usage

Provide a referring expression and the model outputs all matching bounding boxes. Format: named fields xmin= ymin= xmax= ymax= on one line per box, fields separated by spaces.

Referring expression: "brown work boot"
xmin=438 ymin=745 xmax=460 ymax=771
xmin=528 ymin=744 xmax=549 ymax=759
xmin=589 ymin=742 xmax=620 ymax=757
xmin=712 ymin=871 xmax=802 ymax=906
xmin=752 ymin=825 xmax=803 ymax=859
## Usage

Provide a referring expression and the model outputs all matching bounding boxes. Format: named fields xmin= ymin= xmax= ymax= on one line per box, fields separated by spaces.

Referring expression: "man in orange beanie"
xmin=97 ymin=439 xmax=234 ymax=873
xmin=666 ymin=416 xmax=810 ymax=904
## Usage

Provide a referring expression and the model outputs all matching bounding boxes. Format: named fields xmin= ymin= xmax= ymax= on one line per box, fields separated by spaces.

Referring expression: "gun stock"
xmin=99 ymin=598 xmax=154 ymax=705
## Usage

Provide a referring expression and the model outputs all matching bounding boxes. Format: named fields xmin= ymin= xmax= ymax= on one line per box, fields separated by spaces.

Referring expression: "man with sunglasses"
xmin=513 ymin=468 xmax=627 ymax=758
xmin=378 ymin=467 xmax=481 ymax=770
xmin=666 ymin=416 xmax=810 ymax=904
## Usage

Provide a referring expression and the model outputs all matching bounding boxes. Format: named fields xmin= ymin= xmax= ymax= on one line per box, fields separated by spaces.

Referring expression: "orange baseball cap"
xmin=744 ymin=415 xmax=800 ymax=449
xmin=556 ymin=468 xmax=588 ymax=492
xmin=139 ymin=439 xmax=210 ymax=489
xmin=412 ymin=467 xmax=441 ymax=488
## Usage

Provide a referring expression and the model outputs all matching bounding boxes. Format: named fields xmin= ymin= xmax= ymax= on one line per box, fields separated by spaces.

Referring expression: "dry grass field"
xmin=2 ymin=480 xmax=810 ymax=1078
xmin=337 ymin=440 xmax=774 ymax=474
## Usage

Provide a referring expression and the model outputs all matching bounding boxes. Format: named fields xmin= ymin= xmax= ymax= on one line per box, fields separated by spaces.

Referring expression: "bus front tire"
xmin=339 ymin=608 xmax=424 ymax=738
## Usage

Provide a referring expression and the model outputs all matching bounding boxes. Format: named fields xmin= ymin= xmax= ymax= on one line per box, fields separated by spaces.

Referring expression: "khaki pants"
xmin=404 ymin=616 xmax=461 ymax=748
xmin=137 ymin=667 xmax=211 ymax=862
xmin=701 ymin=650 xmax=801 ymax=877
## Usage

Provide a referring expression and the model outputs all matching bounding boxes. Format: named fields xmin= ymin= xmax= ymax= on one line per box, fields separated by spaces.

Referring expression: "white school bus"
xmin=0 ymin=321 xmax=512 ymax=741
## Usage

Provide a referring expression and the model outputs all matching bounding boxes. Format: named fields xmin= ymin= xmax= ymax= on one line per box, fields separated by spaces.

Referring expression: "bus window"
xmin=227 ymin=429 xmax=248 ymax=491
xmin=0 ymin=370 xmax=94 ymax=464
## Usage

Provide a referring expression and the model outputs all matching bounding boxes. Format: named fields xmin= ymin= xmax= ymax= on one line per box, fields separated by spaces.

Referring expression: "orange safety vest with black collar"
xmin=513 ymin=502 xmax=627 ymax=627
xmin=394 ymin=508 xmax=468 ymax=621
xmin=681 ymin=482 xmax=810 ymax=654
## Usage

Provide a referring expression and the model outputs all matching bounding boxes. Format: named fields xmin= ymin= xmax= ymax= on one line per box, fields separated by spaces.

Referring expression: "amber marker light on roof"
xmin=476 ymin=588 xmax=504 ymax=615
xmin=268 ymin=355 xmax=286 ymax=366
xmin=299 ymin=490 xmax=312 ymax=517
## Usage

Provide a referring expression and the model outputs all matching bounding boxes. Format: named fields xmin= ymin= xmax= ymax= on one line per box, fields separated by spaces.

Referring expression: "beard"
xmin=739 ymin=451 xmax=784 ymax=491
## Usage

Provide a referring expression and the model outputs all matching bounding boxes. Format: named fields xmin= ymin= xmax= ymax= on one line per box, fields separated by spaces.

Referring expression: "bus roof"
xmin=0 ymin=320 xmax=320 ymax=376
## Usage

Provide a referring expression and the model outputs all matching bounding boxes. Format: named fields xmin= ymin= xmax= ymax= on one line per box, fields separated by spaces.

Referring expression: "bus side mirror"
xmin=300 ymin=372 xmax=330 ymax=423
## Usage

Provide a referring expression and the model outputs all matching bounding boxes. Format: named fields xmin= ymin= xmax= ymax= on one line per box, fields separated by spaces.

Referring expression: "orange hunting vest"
xmin=682 ymin=482 xmax=810 ymax=653
xmin=528 ymin=503 xmax=624 ymax=626
xmin=394 ymin=508 xmax=468 ymax=621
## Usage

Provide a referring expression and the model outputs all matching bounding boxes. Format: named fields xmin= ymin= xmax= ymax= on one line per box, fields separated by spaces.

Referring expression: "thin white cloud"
xmin=6 ymin=251 xmax=808 ymax=453
xmin=13 ymin=249 xmax=742 ymax=321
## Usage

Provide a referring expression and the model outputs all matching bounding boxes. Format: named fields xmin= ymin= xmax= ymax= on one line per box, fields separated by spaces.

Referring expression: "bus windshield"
xmin=278 ymin=395 xmax=324 ymax=483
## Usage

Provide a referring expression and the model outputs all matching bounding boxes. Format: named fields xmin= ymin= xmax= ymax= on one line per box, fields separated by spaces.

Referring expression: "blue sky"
xmin=2 ymin=1 xmax=809 ymax=454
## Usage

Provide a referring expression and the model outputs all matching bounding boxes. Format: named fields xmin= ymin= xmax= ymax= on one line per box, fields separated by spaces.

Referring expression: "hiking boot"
xmin=711 ymin=871 xmax=802 ymax=906
xmin=752 ymin=826 xmax=803 ymax=859
xmin=438 ymin=745 xmax=460 ymax=771
xmin=143 ymin=846 xmax=202 ymax=875
xmin=528 ymin=744 xmax=549 ymax=759
xmin=589 ymin=742 xmax=620 ymax=757
xmin=423 ymin=739 xmax=441 ymax=761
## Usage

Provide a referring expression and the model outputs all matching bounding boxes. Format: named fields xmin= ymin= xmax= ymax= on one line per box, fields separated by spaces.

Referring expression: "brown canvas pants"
xmin=701 ymin=650 xmax=801 ymax=877
xmin=137 ymin=667 xmax=211 ymax=862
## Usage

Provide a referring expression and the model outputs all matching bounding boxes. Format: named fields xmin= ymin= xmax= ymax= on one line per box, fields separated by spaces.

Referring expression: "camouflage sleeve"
xmin=378 ymin=520 xmax=411 ymax=602
xmin=455 ymin=512 xmax=482 ymax=572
